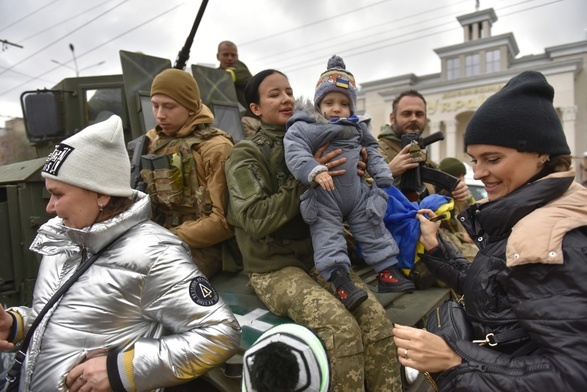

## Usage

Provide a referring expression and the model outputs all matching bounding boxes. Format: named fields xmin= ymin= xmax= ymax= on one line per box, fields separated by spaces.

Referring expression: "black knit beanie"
xmin=465 ymin=71 xmax=570 ymax=155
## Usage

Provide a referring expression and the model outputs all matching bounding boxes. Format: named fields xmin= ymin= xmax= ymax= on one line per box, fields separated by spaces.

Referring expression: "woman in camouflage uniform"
xmin=225 ymin=69 xmax=402 ymax=392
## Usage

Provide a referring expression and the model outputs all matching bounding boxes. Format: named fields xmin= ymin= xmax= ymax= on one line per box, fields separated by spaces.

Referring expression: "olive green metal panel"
xmin=191 ymin=65 xmax=238 ymax=106
xmin=0 ymin=188 xmax=15 ymax=288
xmin=56 ymin=75 xmax=126 ymax=136
xmin=120 ymin=50 xmax=171 ymax=137
xmin=354 ymin=264 xmax=451 ymax=327
xmin=191 ymin=65 xmax=244 ymax=142
xmin=0 ymin=159 xmax=50 ymax=307
xmin=0 ymin=185 xmax=28 ymax=307
xmin=20 ymin=75 xmax=128 ymax=157
xmin=0 ymin=158 xmax=47 ymax=184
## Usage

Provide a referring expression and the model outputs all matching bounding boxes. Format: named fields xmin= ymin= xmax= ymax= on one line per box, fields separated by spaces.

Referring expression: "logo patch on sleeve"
xmin=189 ymin=276 xmax=219 ymax=306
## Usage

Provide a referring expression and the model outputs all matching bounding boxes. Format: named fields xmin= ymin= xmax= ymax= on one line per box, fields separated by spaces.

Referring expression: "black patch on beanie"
xmin=43 ymin=143 xmax=74 ymax=176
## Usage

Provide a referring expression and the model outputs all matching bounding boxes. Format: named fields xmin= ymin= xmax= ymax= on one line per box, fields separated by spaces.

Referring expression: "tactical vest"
xmin=141 ymin=126 xmax=229 ymax=227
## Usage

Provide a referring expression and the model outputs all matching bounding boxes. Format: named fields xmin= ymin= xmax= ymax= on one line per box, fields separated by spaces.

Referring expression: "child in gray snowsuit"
xmin=284 ymin=55 xmax=415 ymax=311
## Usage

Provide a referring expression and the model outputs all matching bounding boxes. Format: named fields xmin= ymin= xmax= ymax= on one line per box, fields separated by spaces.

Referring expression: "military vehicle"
xmin=0 ymin=3 xmax=450 ymax=391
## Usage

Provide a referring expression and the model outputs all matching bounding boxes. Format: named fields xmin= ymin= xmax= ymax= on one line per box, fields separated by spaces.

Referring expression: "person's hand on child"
xmin=314 ymin=142 xmax=346 ymax=177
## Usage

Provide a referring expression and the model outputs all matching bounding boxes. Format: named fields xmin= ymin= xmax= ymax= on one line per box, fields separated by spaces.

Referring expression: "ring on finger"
xmin=404 ymin=349 xmax=409 ymax=358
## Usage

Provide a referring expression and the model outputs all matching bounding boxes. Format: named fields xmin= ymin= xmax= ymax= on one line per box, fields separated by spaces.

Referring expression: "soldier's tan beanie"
xmin=150 ymin=68 xmax=201 ymax=112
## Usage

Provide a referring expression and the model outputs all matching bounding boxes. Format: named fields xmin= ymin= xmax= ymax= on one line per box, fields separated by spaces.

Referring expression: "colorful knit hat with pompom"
xmin=314 ymin=55 xmax=357 ymax=114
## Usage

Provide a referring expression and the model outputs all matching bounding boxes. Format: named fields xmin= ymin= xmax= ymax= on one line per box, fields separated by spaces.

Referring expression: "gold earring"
xmin=99 ymin=204 xmax=104 ymax=212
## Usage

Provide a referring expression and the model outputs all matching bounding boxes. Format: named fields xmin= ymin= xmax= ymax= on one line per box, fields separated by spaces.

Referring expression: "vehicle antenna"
xmin=174 ymin=0 xmax=209 ymax=70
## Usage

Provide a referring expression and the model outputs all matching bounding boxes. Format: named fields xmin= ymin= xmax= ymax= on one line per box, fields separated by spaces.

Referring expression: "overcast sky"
xmin=1 ymin=0 xmax=586 ymax=128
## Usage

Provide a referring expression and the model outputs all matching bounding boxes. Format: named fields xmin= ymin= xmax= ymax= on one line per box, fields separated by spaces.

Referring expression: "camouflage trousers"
xmin=249 ymin=266 xmax=402 ymax=392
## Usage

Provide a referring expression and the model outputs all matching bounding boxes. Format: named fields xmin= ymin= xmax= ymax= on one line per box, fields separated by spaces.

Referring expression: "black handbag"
xmin=426 ymin=299 xmax=473 ymax=342
xmin=424 ymin=298 xmax=535 ymax=391
xmin=423 ymin=299 xmax=473 ymax=391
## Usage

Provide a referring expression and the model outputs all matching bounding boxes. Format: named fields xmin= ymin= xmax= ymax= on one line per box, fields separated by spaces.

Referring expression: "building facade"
xmin=357 ymin=8 xmax=586 ymax=183
xmin=0 ymin=117 xmax=36 ymax=165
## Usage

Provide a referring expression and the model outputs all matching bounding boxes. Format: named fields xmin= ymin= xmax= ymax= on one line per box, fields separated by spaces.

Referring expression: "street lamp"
xmin=51 ymin=46 xmax=105 ymax=76
xmin=78 ymin=60 xmax=106 ymax=73
xmin=69 ymin=43 xmax=79 ymax=77
xmin=50 ymin=58 xmax=76 ymax=72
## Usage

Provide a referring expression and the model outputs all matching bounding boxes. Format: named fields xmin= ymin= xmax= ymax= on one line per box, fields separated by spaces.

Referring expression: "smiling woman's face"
xmin=249 ymin=72 xmax=294 ymax=126
xmin=45 ymin=178 xmax=108 ymax=229
xmin=467 ymin=144 xmax=548 ymax=201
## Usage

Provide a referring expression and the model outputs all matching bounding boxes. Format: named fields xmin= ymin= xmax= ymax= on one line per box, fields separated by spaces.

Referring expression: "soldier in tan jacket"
xmin=142 ymin=68 xmax=234 ymax=278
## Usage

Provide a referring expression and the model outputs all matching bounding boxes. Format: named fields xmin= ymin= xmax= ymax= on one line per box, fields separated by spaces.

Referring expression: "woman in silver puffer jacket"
xmin=0 ymin=115 xmax=241 ymax=392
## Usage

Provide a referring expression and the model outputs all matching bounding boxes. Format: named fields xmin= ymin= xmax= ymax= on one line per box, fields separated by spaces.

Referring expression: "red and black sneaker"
xmin=330 ymin=268 xmax=368 ymax=312
xmin=378 ymin=266 xmax=415 ymax=293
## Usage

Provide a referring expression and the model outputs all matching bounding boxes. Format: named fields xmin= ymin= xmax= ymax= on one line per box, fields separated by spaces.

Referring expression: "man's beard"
xmin=393 ymin=121 xmax=423 ymax=136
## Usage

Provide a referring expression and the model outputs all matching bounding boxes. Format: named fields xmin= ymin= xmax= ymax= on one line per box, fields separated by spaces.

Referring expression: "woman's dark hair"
xmin=244 ymin=69 xmax=287 ymax=108
xmin=99 ymin=196 xmax=134 ymax=222
xmin=528 ymin=154 xmax=572 ymax=183
xmin=547 ymin=155 xmax=572 ymax=172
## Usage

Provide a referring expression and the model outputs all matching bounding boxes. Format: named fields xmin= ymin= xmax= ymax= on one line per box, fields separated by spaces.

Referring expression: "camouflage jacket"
xmin=225 ymin=122 xmax=314 ymax=273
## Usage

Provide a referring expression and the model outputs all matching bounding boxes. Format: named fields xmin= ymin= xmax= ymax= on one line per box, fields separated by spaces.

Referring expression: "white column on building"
xmin=445 ymin=120 xmax=458 ymax=158
xmin=482 ymin=20 xmax=491 ymax=38
xmin=561 ymin=106 xmax=577 ymax=154
xmin=429 ymin=121 xmax=442 ymax=161
xmin=472 ymin=22 xmax=480 ymax=40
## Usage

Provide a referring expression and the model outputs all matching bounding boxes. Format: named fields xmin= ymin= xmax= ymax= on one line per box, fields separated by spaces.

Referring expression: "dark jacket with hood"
xmin=420 ymin=171 xmax=587 ymax=391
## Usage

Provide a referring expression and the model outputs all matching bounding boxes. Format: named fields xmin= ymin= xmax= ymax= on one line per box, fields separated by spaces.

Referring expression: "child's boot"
xmin=330 ymin=268 xmax=368 ymax=311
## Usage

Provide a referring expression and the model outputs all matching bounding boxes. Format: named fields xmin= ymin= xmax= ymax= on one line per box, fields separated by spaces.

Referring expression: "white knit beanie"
xmin=42 ymin=115 xmax=133 ymax=197
xmin=242 ymin=324 xmax=330 ymax=392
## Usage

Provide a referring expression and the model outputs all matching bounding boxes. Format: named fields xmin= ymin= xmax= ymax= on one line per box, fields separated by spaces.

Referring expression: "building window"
xmin=446 ymin=58 xmax=460 ymax=80
xmin=465 ymin=54 xmax=480 ymax=77
xmin=485 ymin=49 xmax=500 ymax=73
